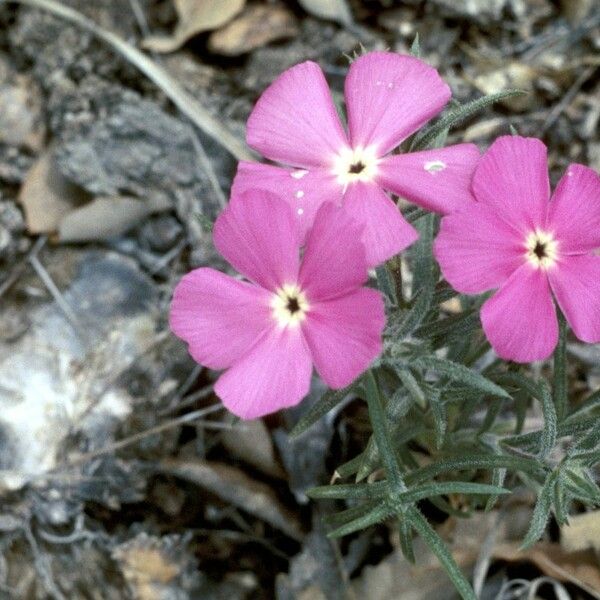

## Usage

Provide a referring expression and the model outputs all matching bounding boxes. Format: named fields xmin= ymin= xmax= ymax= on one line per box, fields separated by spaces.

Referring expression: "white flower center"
xmin=332 ymin=146 xmax=379 ymax=186
xmin=271 ymin=284 xmax=309 ymax=327
xmin=525 ymin=230 xmax=558 ymax=269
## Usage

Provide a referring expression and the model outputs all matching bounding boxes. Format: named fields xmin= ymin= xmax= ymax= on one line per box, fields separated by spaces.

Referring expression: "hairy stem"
xmin=553 ymin=312 xmax=568 ymax=421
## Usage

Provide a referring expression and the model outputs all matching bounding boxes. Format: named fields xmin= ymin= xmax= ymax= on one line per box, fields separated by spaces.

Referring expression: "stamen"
xmin=525 ymin=230 xmax=558 ymax=269
xmin=272 ymin=284 xmax=309 ymax=327
xmin=286 ymin=296 xmax=300 ymax=314
xmin=348 ymin=161 xmax=366 ymax=175
xmin=332 ymin=146 xmax=379 ymax=185
xmin=533 ymin=241 xmax=547 ymax=260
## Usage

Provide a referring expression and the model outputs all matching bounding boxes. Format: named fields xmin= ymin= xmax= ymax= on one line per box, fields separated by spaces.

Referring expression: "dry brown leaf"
xmin=143 ymin=0 xmax=246 ymax=53
xmin=493 ymin=542 xmax=600 ymax=598
xmin=208 ymin=4 xmax=298 ymax=56
xmin=18 ymin=150 xmax=85 ymax=234
xmin=297 ymin=0 xmax=353 ymax=26
xmin=221 ymin=419 xmax=285 ymax=479
xmin=58 ymin=195 xmax=170 ymax=242
xmin=561 ymin=510 xmax=600 ymax=553
xmin=159 ymin=457 xmax=304 ymax=541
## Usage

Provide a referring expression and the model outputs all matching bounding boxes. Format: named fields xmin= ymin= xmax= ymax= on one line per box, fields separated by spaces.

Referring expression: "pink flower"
xmin=434 ymin=135 xmax=600 ymax=363
xmin=169 ymin=190 xmax=385 ymax=419
xmin=232 ymin=51 xmax=480 ymax=267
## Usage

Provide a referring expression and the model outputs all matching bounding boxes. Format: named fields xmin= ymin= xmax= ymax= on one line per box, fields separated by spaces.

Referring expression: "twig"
xmin=540 ymin=66 xmax=597 ymax=134
xmin=28 ymin=251 xmax=84 ymax=335
xmin=65 ymin=403 xmax=225 ymax=467
xmin=0 ymin=235 xmax=46 ymax=300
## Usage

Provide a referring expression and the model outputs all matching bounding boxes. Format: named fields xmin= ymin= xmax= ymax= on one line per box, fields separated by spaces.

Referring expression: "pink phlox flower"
xmin=232 ymin=51 xmax=481 ymax=267
xmin=169 ymin=190 xmax=385 ymax=419
xmin=434 ymin=135 xmax=600 ymax=363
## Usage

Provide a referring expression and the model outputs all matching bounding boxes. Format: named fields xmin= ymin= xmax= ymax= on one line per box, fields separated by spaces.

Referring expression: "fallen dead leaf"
xmin=18 ymin=150 xmax=85 ymax=234
xmin=561 ymin=510 xmax=600 ymax=553
xmin=158 ymin=457 xmax=304 ymax=541
xmin=207 ymin=4 xmax=298 ymax=56
xmin=297 ymin=0 xmax=353 ymax=26
xmin=493 ymin=542 xmax=600 ymax=598
xmin=143 ymin=0 xmax=245 ymax=53
xmin=58 ymin=195 xmax=171 ymax=242
xmin=221 ymin=419 xmax=285 ymax=479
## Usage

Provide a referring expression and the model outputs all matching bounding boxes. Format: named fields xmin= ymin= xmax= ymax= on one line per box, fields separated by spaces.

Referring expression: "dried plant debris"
xmin=113 ymin=532 xmax=200 ymax=599
xmin=143 ymin=0 xmax=246 ymax=53
xmin=207 ymin=4 xmax=299 ymax=57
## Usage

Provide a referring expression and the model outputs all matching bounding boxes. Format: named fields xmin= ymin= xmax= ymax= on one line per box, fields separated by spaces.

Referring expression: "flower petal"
xmin=472 ymin=136 xmax=550 ymax=233
xmin=215 ymin=326 xmax=313 ymax=419
xmin=548 ymin=255 xmax=600 ymax=343
xmin=377 ymin=144 xmax=480 ymax=214
xmin=231 ymin=161 xmax=343 ymax=243
xmin=344 ymin=51 xmax=450 ymax=156
xmin=169 ymin=268 xmax=272 ymax=370
xmin=342 ymin=182 xmax=418 ymax=267
xmin=434 ymin=203 xmax=525 ymax=294
xmin=302 ymin=289 xmax=385 ymax=389
xmin=547 ymin=164 xmax=600 ymax=254
xmin=481 ymin=264 xmax=558 ymax=363
xmin=246 ymin=61 xmax=348 ymax=168
xmin=214 ymin=190 xmax=299 ymax=291
xmin=299 ymin=202 xmax=368 ymax=302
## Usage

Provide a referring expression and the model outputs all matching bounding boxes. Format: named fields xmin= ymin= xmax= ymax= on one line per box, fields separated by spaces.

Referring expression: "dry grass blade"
xmin=4 ymin=0 xmax=253 ymax=162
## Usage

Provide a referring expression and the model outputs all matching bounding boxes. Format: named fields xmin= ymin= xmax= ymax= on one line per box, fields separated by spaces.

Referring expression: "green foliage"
xmin=291 ymin=48 xmax=596 ymax=600
xmin=307 ymin=223 xmax=600 ymax=599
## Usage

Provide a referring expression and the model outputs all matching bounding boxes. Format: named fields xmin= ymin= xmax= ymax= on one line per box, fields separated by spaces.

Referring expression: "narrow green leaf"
xmin=290 ymin=381 xmax=359 ymax=437
xmin=521 ymin=472 xmax=556 ymax=549
xmin=395 ymin=367 xmax=427 ymax=410
xmin=307 ymin=481 xmax=387 ymax=500
xmin=410 ymin=33 xmax=421 ymax=58
xmin=415 ymin=310 xmax=479 ymax=342
xmin=403 ymin=206 xmax=428 ymax=224
xmin=485 ymin=467 xmax=507 ymax=512
xmin=537 ymin=381 xmax=558 ymax=459
xmin=334 ymin=453 xmax=364 ymax=479
xmin=405 ymin=454 xmax=545 ymax=485
xmin=395 ymin=481 xmax=510 ymax=505
xmin=398 ymin=516 xmax=416 ymax=563
xmin=414 ymin=355 xmax=510 ymax=399
xmin=363 ymin=371 xmax=405 ymax=492
xmin=564 ymin=468 xmax=600 ymax=504
xmin=429 ymin=389 xmax=447 ymax=449
xmin=553 ymin=470 xmax=569 ymax=527
xmin=324 ymin=499 xmax=380 ymax=527
xmin=356 ymin=421 xmax=426 ymax=482
xmin=411 ymin=90 xmax=526 ymax=151
xmin=375 ymin=264 xmax=397 ymax=305
xmin=388 ymin=287 xmax=434 ymax=340
xmin=407 ymin=508 xmax=477 ymax=600
xmin=328 ymin=501 xmax=393 ymax=538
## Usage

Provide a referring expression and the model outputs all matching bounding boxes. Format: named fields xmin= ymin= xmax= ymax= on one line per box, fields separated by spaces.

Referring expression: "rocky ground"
xmin=0 ymin=0 xmax=598 ymax=598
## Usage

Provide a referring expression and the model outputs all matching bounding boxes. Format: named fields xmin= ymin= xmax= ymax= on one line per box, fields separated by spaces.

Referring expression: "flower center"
xmin=271 ymin=284 xmax=309 ymax=327
xmin=525 ymin=230 xmax=558 ymax=269
xmin=332 ymin=146 xmax=379 ymax=186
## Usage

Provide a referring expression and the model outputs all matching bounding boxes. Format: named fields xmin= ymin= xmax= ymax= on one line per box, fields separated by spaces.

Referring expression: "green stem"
xmin=364 ymin=370 xmax=406 ymax=493
xmin=553 ymin=312 xmax=568 ymax=421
